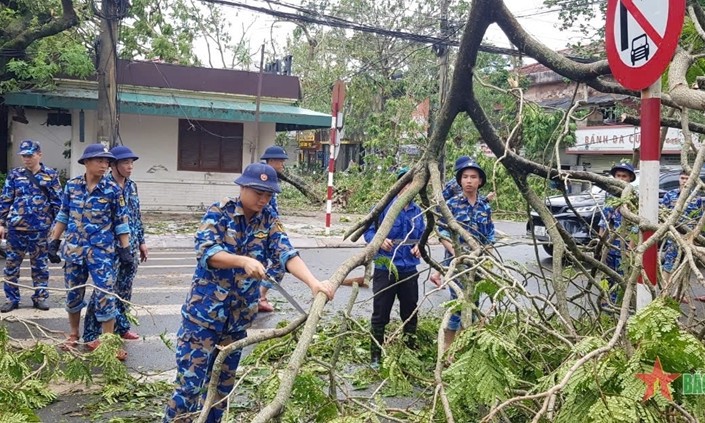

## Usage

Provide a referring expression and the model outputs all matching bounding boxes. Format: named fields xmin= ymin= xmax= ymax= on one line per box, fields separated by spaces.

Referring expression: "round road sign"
xmin=605 ymin=0 xmax=685 ymax=91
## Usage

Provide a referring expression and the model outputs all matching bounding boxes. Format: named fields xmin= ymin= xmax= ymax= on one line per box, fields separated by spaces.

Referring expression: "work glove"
xmin=48 ymin=239 xmax=62 ymax=264
xmin=116 ymin=246 xmax=135 ymax=271
xmin=117 ymin=246 xmax=134 ymax=264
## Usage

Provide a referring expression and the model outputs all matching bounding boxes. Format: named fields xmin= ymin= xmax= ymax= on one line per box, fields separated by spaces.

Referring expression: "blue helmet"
xmin=454 ymin=157 xmax=486 ymax=188
xmin=610 ymin=162 xmax=636 ymax=182
xmin=18 ymin=139 xmax=41 ymax=155
xmin=110 ymin=145 xmax=139 ymax=161
xmin=78 ymin=143 xmax=116 ymax=164
xmin=234 ymin=163 xmax=281 ymax=193
xmin=453 ymin=156 xmax=472 ymax=173
xmin=260 ymin=146 xmax=288 ymax=160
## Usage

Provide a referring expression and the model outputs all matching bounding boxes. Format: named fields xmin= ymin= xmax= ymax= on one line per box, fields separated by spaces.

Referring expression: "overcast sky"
xmin=193 ymin=0 xmax=602 ymax=66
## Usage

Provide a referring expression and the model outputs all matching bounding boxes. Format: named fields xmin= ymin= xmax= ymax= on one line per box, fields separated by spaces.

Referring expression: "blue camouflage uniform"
xmin=83 ymin=173 xmax=144 ymax=341
xmin=0 ymin=164 xmax=62 ymax=304
xmin=164 ymin=197 xmax=299 ymax=423
xmin=598 ymin=197 xmax=631 ymax=301
xmin=660 ymin=189 xmax=704 ymax=272
xmin=439 ymin=194 xmax=495 ymax=331
xmin=260 ymin=194 xmax=284 ymax=290
xmin=442 ymin=178 xmax=462 ymax=201
xmin=55 ymin=174 xmax=129 ymax=322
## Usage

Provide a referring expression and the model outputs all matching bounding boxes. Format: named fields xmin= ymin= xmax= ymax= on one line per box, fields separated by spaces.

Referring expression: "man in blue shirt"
xmin=598 ymin=162 xmax=636 ymax=307
xmin=0 ymin=140 xmax=62 ymax=312
xmin=258 ymin=145 xmax=288 ymax=312
xmin=432 ymin=158 xmax=495 ymax=351
xmin=363 ymin=167 xmax=426 ymax=369
xmin=163 ymin=163 xmax=334 ymax=423
xmin=48 ymin=143 xmax=134 ymax=360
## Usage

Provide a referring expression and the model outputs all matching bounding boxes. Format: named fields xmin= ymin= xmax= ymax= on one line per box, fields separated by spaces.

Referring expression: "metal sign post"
xmin=605 ymin=0 xmax=685 ymax=309
xmin=638 ymin=81 xmax=661 ymax=309
xmin=325 ymin=80 xmax=346 ymax=235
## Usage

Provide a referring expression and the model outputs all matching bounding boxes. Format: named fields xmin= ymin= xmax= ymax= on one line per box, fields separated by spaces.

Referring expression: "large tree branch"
xmin=493 ymin=1 xmax=610 ymax=82
xmin=1 ymin=0 xmax=78 ymax=52
xmin=251 ymin=169 xmax=430 ymax=422
xmin=669 ymin=48 xmax=705 ymax=110
xmin=621 ymin=113 xmax=705 ymax=135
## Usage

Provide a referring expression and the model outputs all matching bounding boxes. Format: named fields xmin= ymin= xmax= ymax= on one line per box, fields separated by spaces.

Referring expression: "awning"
xmin=3 ymin=88 xmax=332 ymax=131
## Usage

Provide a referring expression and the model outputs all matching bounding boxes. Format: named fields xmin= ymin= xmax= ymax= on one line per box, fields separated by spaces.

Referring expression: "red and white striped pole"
xmin=325 ymin=80 xmax=346 ymax=235
xmin=638 ymin=80 xmax=661 ymax=310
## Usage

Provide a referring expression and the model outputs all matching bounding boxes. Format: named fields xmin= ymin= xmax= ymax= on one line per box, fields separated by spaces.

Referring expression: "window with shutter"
xmin=177 ymin=119 xmax=244 ymax=173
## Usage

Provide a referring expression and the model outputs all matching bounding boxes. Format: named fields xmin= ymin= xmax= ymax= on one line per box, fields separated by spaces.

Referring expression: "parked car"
xmin=526 ymin=169 xmax=705 ymax=256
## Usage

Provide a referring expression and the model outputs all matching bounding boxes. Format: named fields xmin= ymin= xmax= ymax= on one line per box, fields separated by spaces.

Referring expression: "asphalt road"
xmin=0 ymin=220 xmax=559 ymax=420
xmin=2 ymin=221 xmax=548 ymax=370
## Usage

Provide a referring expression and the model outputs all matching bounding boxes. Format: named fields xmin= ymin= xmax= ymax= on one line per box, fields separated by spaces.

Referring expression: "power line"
xmin=194 ymin=0 xmax=597 ymax=62
xmin=514 ymin=0 xmax=604 ymax=18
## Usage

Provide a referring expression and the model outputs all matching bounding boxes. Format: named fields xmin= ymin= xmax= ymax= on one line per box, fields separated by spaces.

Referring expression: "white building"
xmin=2 ymin=60 xmax=331 ymax=211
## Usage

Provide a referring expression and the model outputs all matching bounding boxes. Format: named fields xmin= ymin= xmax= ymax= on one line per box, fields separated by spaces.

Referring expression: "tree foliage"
xmin=0 ymin=0 xmax=89 ymax=92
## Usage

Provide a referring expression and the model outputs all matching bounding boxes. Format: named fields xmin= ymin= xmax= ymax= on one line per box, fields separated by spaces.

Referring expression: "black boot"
xmin=403 ymin=328 xmax=417 ymax=350
xmin=370 ymin=325 xmax=385 ymax=370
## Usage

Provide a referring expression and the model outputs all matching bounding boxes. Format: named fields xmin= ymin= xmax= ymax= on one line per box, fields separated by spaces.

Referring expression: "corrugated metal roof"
xmin=538 ymin=94 xmax=629 ymax=110
xmin=3 ymin=88 xmax=331 ymax=131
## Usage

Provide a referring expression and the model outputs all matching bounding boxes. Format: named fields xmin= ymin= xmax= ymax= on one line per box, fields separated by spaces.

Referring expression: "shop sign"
xmin=567 ymin=126 xmax=697 ymax=153
xmin=297 ymin=131 xmax=318 ymax=149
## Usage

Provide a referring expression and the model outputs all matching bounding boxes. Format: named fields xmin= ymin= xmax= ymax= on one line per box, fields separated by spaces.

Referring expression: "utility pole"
xmin=252 ymin=43 xmax=265 ymax=164
xmin=434 ymin=0 xmax=451 ymax=180
xmin=95 ymin=0 xmax=127 ymax=147
xmin=437 ymin=0 xmax=450 ymax=109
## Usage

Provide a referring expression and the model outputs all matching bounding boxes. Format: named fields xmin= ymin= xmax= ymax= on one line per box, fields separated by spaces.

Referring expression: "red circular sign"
xmin=605 ymin=0 xmax=685 ymax=91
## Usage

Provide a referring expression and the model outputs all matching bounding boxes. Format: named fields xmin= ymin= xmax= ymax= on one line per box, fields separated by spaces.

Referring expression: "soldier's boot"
xmin=370 ymin=325 xmax=385 ymax=370
xmin=403 ymin=327 xmax=417 ymax=350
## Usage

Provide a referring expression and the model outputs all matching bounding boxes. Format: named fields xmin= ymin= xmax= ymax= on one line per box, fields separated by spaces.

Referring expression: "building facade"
xmin=520 ymin=61 xmax=687 ymax=173
xmin=2 ymin=60 xmax=331 ymax=211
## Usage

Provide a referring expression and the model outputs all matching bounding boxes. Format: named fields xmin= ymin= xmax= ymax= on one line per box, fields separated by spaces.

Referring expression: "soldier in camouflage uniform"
xmin=442 ymin=155 xmax=495 ymax=202
xmin=660 ymin=170 xmax=704 ymax=281
xmin=257 ymin=145 xmax=288 ymax=312
xmin=431 ymin=158 xmax=495 ymax=351
xmin=48 ymin=143 xmax=134 ymax=359
xmin=163 ymin=163 xmax=334 ymax=423
xmin=598 ymin=162 xmax=637 ymax=307
xmin=83 ymin=145 xmax=147 ymax=344
xmin=0 ymin=140 xmax=62 ymax=312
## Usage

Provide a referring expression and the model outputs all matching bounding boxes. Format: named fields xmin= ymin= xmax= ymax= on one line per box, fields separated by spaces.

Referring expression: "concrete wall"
xmin=8 ymin=108 xmax=278 ymax=212
xmin=7 ymin=109 xmax=71 ymax=178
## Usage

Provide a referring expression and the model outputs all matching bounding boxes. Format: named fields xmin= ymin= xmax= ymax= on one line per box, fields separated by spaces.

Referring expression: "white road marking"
xmin=2 ymin=303 xmax=185 ymax=320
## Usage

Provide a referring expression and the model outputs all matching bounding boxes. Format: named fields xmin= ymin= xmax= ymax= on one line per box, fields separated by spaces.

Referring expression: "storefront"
xmin=564 ymin=125 xmax=692 ymax=173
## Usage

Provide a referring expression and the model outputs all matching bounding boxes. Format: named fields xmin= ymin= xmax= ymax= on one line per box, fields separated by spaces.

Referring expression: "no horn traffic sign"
xmin=606 ymin=0 xmax=685 ymax=91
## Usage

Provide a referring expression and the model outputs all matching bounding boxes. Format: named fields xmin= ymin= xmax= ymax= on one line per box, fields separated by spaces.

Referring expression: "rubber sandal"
xmin=85 ymin=339 xmax=101 ymax=351
xmin=120 ymin=331 xmax=140 ymax=340
xmin=258 ymin=298 xmax=274 ymax=312
xmin=60 ymin=334 xmax=79 ymax=351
